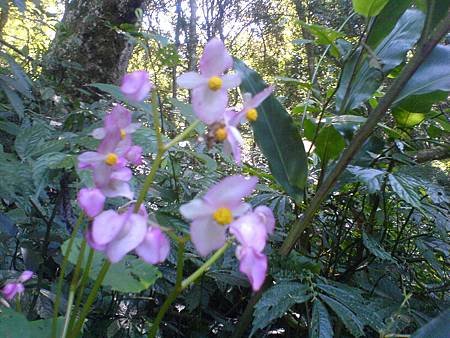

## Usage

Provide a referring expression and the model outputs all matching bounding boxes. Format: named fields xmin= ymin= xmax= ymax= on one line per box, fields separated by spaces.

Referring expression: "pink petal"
xmin=230 ymin=213 xmax=267 ymax=251
xmin=135 ymin=226 xmax=170 ymax=264
xmin=190 ymin=217 xmax=227 ymax=256
xmin=221 ymin=73 xmax=241 ymax=89
xmin=192 ymin=86 xmax=228 ymax=124
xmin=111 ymin=105 xmax=132 ymax=129
xmin=179 ymin=198 xmax=214 ymax=220
xmin=199 ymin=38 xmax=233 ymax=76
xmin=78 ymin=152 xmax=104 ymax=168
xmin=85 ymin=228 xmax=107 ymax=251
xmin=93 ymin=163 xmax=113 ymax=188
xmin=105 ymin=212 xmax=147 ymax=263
xmin=18 ymin=270 xmax=33 ymax=283
xmin=126 ymin=145 xmax=143 ymax=165
xmin=203 ymin=175 xmax=258 ymax=209
xmin=110 ymin=167 xmax=132 ymax=181
xmin=97 ymin=131 xmax=121 ymax=154
xmin=101 ymin=180 xmax=134 ymax=199
xmin=225 ymin=126 xmax=243 ymax=165
xmin=255 ymin=206 xmax=275 ymax=235
xmin=224 ymin=109 xmax=241 ymax=127
xmin=2 ymin=283 xmax=20 ymax=300
xmin=77 ymin=188 xmax=105 ymax=218
xmin=176 ymin=72 xmax=206 ymax=89
xmin=91 ymin=127 xmax=106 ymax=139
xmin=91 ymin=210 xmax=124 ymax=245
xmin=236 ymin=246 xmax=267 ymax=291
xmin=120 ymin=70 xmax=153 ymax=102
xmin=244 ymin=86 xmax=274 ymax=110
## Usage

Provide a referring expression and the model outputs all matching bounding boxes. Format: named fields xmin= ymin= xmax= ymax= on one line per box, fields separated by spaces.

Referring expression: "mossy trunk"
xmin=43 ymin=0 xmax=143 ymax=99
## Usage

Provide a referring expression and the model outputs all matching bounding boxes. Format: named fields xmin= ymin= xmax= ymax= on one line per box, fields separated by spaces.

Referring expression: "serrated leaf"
xmin=352 ymin=0 xmax=389 ymax=17
xmin=310 ymin=299 xmax=333 ymax=338
xmin=0 ymin=80 xmax=25 ymax=119
xmin=32 ymin=152 xmax=68 ymax=186
xmin=362 ymin=232 xmax=395 ymax=262
xmin=346 ymin=165 xmax=385 ymax=193
xmin=14 ymin=123 xmax=52 ymax=160
xmin=320 ymin=294 xmax=365 ymax=337
xmin=235 ymin=59 xmax=308 ymax=203
xmin=388 ymin=173 xmax=424 ymax=211
xmin=251 ymin=282 xmax=311 ymax=336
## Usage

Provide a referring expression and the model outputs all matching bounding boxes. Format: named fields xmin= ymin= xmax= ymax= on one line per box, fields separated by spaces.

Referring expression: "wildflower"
xmin=180 ymin=175 xmax=257 ymax=256
xmin=1 ymin=271 xmax=33 ymax=301
xmin=177 ymin=38 xmax=241 ymax=125
xmin=89 ymin=206 xmax=147 ymax=263
xmin=77 ymin=188 xmax=105 ymax=218
xmin=229 ymin=86 xmax=274 ymax=126
xmin=120 ymin=70 xmax=153 ymax=102
xmin=229 ymin=207 xmax=275 ymax=291
xmin=135 ymin=226 xmax=170 ymax=264
xmin=92 ymin=105 xmax=140 ymax=143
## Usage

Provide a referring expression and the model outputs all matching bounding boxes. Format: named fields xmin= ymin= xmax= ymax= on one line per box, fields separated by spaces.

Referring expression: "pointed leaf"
xmin=352 ymin=0 xmax=389 ymax=17
xmin=315 ymin=125 xmax=345 ymax=164
xmin=346 ymin=165 xmax=385 ymax=193
xmin=310 ymin=299 xmax=334 ymax=338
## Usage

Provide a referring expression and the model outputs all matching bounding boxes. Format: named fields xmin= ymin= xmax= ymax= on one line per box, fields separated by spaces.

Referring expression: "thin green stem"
xmin=148 ymin=237 xmax=186 ymax=338
xmin=51 ymin=213 xmax=84 ymax=338
xmin=134 ymin=150 xmax=164 ymax=212
xmin=164 ymin=120 xmax=200 ymax=151
xmin=61 ymin=289 xmax=75 ymax=338
xmin=68 ymin=261 xmax=111 ymax=338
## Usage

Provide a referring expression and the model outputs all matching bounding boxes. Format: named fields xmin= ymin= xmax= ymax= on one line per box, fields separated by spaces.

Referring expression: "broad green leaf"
xmin=314 ymin=125 xmax=345 ymax=164
xmin=32 ymin=152 xmax=69 ymax=186
xmin=62 ymin=238 xmax=161 ymax=293
xmin=412 ymin=309 xmax=450 ymax=338
xmin=366 ymin=0 xmax=413 ymax=48
xmin=388 ymin=173 xmax=424 ymax=211
xmin=298 ymin=21 xmax=344 ymax=57
xmin=422 ymin=0 xmax=450 ymax=31
xmin=352 ymin=0 xmax=389 ymax=17
xmin=394 ymin=45 xmax=450 ymax=105
xmin=310 ymin=299 xmax=333 ymax=338
xmin=393 ymin=109 xmax=425 ymax=127
xmin=235 ymin=59 xmax=308 ymax=203
xmin=0 ymin=80 xmax=25 ymax=119
xmin=362 ymin=232 xmax=395 ymax=262
xmin=0 ymin=307 xmax=64 ymax=338
xmin=251 ymin=282 xmax=311 ymax=336
xmin=133 ymin=127 xmax=158 ymax=153
xmin=346 ymin=165 xmax=385 ymax=193
xmin=320 ymin=294 xmax=365 ymax=337
xmin=336 ymin=9 xmax=425 ymax=113
xmin=14 ymin=123 xmax=53 ymax=160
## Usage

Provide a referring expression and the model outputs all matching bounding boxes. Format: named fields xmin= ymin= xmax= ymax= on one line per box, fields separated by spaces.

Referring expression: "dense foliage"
xmin=0 ymin=0 xmax=449 ymax=337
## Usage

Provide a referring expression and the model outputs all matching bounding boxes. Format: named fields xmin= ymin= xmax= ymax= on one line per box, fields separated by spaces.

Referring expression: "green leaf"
xmin=352 ymin=0 xmax=389 ymax=17
xmin=133 ymin=127 xmax=158 ymax=153
xmin=62 ymin=238 xmax=161 ymax=293
xmin=346 ymin=165 xmax=385 ymax=193
xmin=314 ymin=125 xmax=345 ymax=164
xmin=14 ymin=123 xmax=53 ymax=160
xmin=251 ymin=282 xmax=311 ymax=335
xmin=394 ymin=45 xmax=450 ymax=105
xmin=298 ymin=22 xmax=344 ymax=57
xmin=412 ymin=309 xmax=450 ymax=338
xmin=388 ymin=173 xmax=424 ymax=211
xmin=0 ymin=307 xmax=64 ymax=338
xmin=336 ymin=9 xmax=425 ymax=113
xmin=392 ymin=109 xmax=425 ymax=127
xmin=235 ymin=59 xmax=308 ymax=203
xmin=320 ymin=294 xmax=365 ymax=337
xmin=0 ymin=80 xmax=25 ymax=119
xmin=362 ymin=232 xmax=395 ymax=262
xmin=32 ymin=152 xmax=69 ymax=186
xmin=310 ymin=299 xmax=334 ymax=338
xmin=366 ymin=0 xmax=413 ymax=48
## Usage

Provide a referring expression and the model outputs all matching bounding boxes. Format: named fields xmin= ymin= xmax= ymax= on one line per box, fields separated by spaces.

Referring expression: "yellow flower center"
xmin=105 ymin=153 xmax=118 ymax=166
xmin=215 ymin=127 xmax=227 ymax=142
xmin=208 ymin=76 xmax=223 ymax=91
xmin=213 ymin=207 xmax=233 ymax=225
xmin=246 ymin=108 xmax=258 ymax=122
xmin=120 ymin=129 xmax=126 ymax=140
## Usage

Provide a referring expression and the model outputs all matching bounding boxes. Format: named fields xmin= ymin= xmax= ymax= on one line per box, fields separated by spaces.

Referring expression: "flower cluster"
xmin=180 ymin=175 xmax=274 ymax=291
xmin=177 ymin=38 xmax=273 ymax=165
xmin=77 ymin=71 xmax=170 ymax=264
xmin=1 ymin=270 xmax=33 ymax=301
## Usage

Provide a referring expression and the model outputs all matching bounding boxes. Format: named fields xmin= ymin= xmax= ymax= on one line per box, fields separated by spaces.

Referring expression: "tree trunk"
xmin=43 ymin=0 xmax=144 ymax=99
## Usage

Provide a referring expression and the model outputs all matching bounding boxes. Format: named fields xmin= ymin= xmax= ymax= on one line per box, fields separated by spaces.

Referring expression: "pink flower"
xmin=1 ymin=270 xmax=33 ymax=301
xmin=125 ymin=145 xmax=143 ymax=165
xmin=177 ymin=38 xmax=241 ymax=125
xmin=229 ymin=208 xmax=275 ymax=291
xmin=92 ymin=105 xmax=140 ymax=142
xmin=220 ymin=110 xmax=244 ymax=165
xmin=120 ymin=70 xmax=153 ymax=102
xmin=180 ymin=175 xmax=257 ymax=256
xmin=77 ymin=188 xmax=105 ymax=217
xmin=135 ymin=226 xmax=170 ymax=264
xmin=229 ymin=86 xmax=274 ymax=126
xmin=89 ymin=207 xmax=148 ymax=263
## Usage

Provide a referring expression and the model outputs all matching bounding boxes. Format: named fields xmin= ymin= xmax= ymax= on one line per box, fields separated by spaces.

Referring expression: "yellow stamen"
xmin=215 ymin=127 xmax=227 ymax=142
xmin=208 ymin=76 xmax=223 ymax=91
xmin=120 ymin=129 xmax=126 ymax=140
xmin=105 ymin=153 xmax=118 ymax=166
xmin=213 ymin=207 xmax=233 ymax=225
xmin=246 ymin=108 xmax=258 ymax=122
